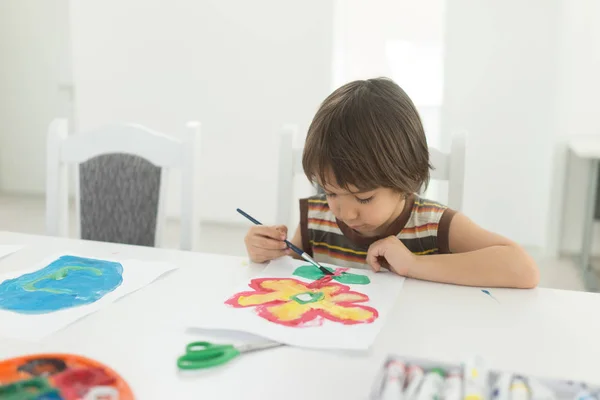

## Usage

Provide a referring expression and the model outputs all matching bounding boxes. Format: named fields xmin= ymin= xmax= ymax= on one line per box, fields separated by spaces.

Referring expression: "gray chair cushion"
xmin=79 ymin=153 xmax=161 ymax=247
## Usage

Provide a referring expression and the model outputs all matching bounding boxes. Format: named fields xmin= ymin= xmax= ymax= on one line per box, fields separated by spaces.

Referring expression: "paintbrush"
xmin=236 ymin=208 xmax=333 ymax=276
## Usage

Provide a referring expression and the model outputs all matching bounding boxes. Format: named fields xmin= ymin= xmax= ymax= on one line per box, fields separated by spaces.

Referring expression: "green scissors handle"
xmin=177 ymin=341 xmax=241 ymax=370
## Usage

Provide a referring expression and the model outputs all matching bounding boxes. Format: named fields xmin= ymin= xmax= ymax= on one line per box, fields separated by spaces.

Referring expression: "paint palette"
xmin=0 ymin=353 xmax=133 ymax=400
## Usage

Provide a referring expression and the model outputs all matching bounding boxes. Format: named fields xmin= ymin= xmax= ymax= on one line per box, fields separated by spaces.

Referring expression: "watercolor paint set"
xmin=369 ymin=354 xmax=598 ymax=400
xmin=0 ymin=353 xmax=133 ymax=400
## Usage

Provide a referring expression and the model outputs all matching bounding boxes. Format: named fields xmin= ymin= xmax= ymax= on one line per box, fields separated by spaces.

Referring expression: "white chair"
xmin=46 ymin=118 xmax=200 ymax=250
xmin=276 ymin=125 xmax=319 ymax=227
xmin=276 ymin=129 xmax=467 ymax=225
xmin=427 ymin=131 xmax=467 ymax=211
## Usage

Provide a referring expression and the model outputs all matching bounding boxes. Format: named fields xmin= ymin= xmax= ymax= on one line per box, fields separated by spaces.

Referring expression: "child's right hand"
xmin=244 ymin=225 xmax=290 ymax=263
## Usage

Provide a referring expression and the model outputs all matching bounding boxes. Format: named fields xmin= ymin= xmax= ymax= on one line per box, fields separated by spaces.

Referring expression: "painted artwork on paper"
xmin=0 ymin=255 xmax=123 ymax=314
xmin=0 ymin=254 xmax=176 ymax=341
xmin=225 ymin=278 xmax=377 ymax=327
xmin=225 ymin=269 xmax=378 ymax=327
xmin=197 ymin=257 xmax=404 ymax=350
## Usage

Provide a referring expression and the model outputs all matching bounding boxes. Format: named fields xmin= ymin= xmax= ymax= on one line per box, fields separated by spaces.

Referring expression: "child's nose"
xmin=337 ymin=205 xmax=359 ymax=222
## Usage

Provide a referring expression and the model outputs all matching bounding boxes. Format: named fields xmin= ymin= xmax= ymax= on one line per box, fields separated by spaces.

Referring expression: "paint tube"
xmin=404 ymin=365 xmax=425 ymax=400
xmin=463 ymin=355 xmax=487 ymax=400
xmin=491 ymin=372 xmax=514 ymax=400
xmin=509 ymin=376 xmax=530 ymax=400
xmin=414 ymin=368 xmax=445 ymax=400
xmin=380 ymin=360 xmax=407 ymax=400
xmin=442 ymin=369 xmax=463 ymax=400
xmin=528 ymin=377 xmax=556 ymax=400
xmin=573 ymin=387 xmax=598 ymax=400
xmin=370 ymin=364 xmax=389 ymax=400
xmin=564 ymin=380 xmax=594 ymax=400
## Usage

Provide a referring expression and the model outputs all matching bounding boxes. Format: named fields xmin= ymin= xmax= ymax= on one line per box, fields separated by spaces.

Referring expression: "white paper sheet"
xmin=192 ymin=257 xmax=405 ymax=350
xmin=0 ymin=253 xmax=177 ymax=341
xmin=0 ymin=245 xmax=23 ymax=261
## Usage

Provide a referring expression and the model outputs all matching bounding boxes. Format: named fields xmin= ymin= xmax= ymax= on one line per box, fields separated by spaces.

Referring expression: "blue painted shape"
xmin=0 ymin=255 xmax=123 ymax=314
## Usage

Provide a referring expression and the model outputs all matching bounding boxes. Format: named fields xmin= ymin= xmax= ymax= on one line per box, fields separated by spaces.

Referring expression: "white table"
xmin=1 ymin=231 xmax=599 ymax=399
xmin=568 ymin=137 xmax=600 ymax=291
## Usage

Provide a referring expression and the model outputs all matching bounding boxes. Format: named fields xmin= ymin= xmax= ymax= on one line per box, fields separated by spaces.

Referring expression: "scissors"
xmin=176 ymin=340 xmax=283 ymax=370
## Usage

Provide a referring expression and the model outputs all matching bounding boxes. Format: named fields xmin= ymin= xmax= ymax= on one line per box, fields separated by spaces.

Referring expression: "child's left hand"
xmin=366 ymin=236 xmax=416 ymax=276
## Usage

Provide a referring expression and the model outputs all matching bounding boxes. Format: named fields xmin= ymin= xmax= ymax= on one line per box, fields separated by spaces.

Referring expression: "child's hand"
xmin=366 ymin=236 xmax=416 ymax=276
xmin=244 ymin=225 xmax=290 ymax=263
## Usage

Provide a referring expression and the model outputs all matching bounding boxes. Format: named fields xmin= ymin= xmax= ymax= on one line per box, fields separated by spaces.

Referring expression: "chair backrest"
xmin=276 ymin=125 xmax=318 ymax=226
xmin=427 ymin=131 xmax=467 ymax=211
xmin=46 ymin=118 xmax=200 ymax=250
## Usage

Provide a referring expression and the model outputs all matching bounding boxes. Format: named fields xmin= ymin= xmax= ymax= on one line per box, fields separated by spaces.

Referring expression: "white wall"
xmin=442 ymin=0 xmax=561 ymax=248
xmin=69 ymin=0 xmax=333 ymax=226
xmin=332 ymin=0 xmax=445 ymax=117
xmin=548 ymin=0 xmax=600 ymax=256
xmin=0 ymin=0 xmax=71 ymax=194
xmin=333 ymin=0 xmax=445 ymax=86
xmin=333 ymin=0 xmax=447 ymax=203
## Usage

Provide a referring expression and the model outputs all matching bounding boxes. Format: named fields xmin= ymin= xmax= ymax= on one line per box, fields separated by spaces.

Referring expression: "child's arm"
xmin=366 ymin=213 xmax=539 ymax=288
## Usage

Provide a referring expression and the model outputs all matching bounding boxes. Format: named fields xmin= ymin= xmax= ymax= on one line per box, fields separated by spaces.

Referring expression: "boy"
xmin=245 ymin=78 xmax=539 ymax=288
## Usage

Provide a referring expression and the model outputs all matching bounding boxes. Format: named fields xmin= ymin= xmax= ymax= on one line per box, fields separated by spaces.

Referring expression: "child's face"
xmin=319 ymin=174 xmax=405 ymax=237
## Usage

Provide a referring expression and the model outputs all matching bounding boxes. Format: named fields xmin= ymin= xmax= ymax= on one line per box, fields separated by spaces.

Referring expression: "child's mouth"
xmin=349 ymin=224 xmax=366 ymax=231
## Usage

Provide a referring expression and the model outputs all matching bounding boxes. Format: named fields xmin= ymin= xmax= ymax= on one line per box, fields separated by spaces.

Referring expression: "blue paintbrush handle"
xmin=236 ymin=208 xmax=333 ymax=275
xmin=236 ymin=208 xmax=262 ymax=226
xmin=236 ymin=208 xmax=301 ymax=256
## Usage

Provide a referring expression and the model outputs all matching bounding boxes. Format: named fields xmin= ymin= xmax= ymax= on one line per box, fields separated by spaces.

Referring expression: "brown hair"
xmin=302 ymin=77 xmax=431 ymax=194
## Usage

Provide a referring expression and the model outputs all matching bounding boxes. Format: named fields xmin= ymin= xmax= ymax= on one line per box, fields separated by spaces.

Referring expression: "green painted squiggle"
xmin=23 ymin=266 xmax=102 ymax=294
xmin=293 ymin=265 xmax=370 ymax=285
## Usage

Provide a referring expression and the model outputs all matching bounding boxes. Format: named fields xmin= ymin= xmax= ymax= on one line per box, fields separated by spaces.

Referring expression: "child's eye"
xmin=356 ymin=196 xmax=374 ymax=204
xmin=325 ymin=193 xmax=337 ymax=198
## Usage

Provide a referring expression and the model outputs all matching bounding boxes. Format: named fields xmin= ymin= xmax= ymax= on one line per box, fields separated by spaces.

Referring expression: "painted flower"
xmin=225 ymin=278 xmax=378 ymax=327
xmin=293 ymin=265 xmax=370 ymax=285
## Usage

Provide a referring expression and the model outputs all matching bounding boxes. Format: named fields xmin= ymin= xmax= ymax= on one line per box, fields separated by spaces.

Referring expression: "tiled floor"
xmin=0 ymin=193 xmax=590 ymax=292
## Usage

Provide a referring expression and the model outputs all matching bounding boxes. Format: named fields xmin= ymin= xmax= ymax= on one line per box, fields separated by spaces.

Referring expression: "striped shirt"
xmin=299 ymin=194 xmax=456 ymax=269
